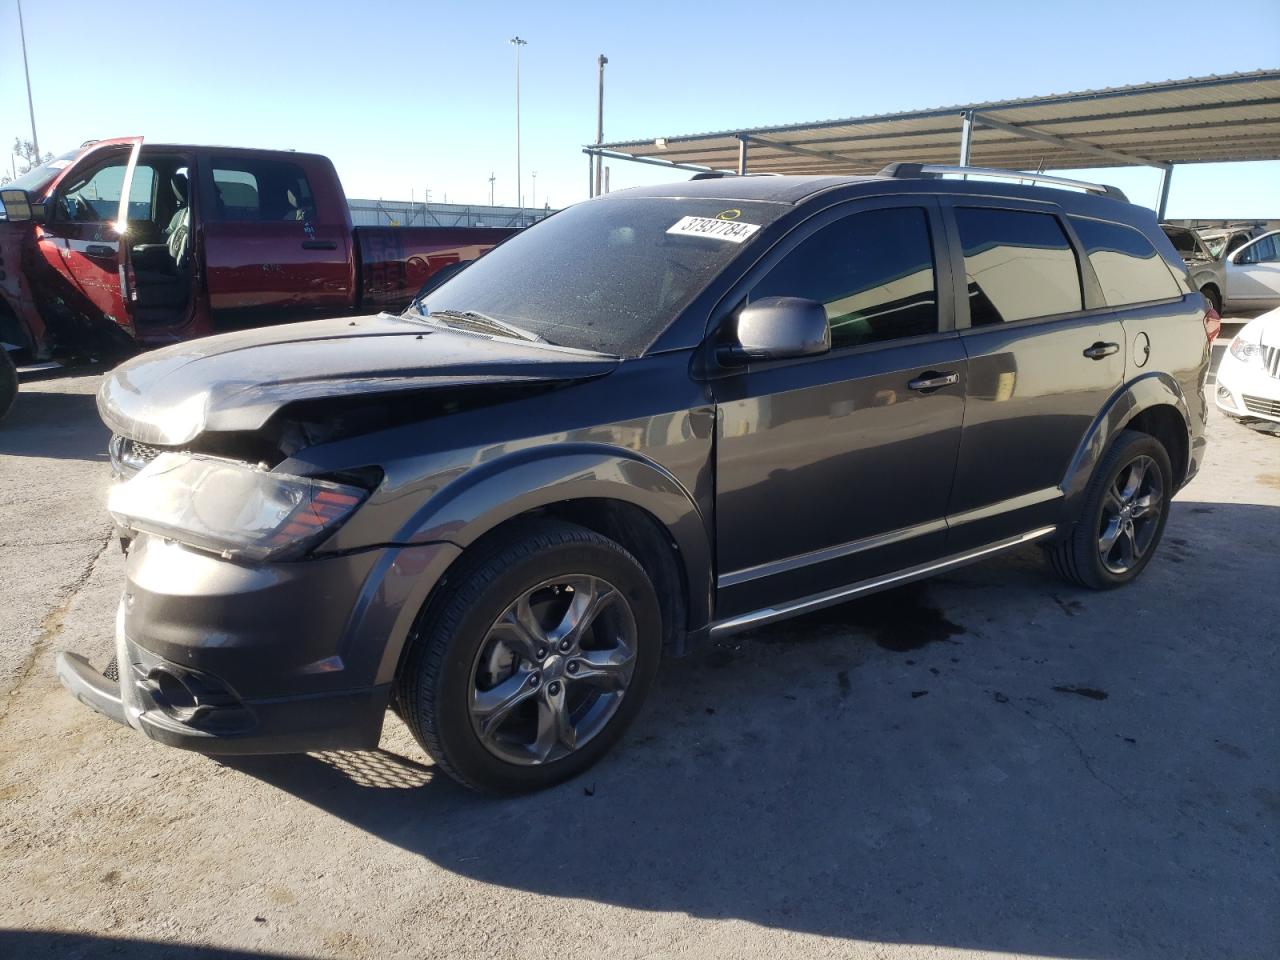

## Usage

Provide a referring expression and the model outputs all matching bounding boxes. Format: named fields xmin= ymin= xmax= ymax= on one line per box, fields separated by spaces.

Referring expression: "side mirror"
xmin=720 ymin=296 xmax=830 ymax=365
xmin=0 ymin=189 xmax=40 ymax=223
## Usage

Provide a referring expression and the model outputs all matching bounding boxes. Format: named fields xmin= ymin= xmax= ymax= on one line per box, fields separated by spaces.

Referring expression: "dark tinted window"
xmin=211 ymin=157 xmax=314 ymax=222
xmin=1071 ymin=217 xmax=1181 ymax=306
xmin=749 ymin=207 xmax=938 ymax=348
xmin=417 ymin=198 xmax=786 ymax=356
xmin=1238 ymin=234 xmax=1279 ymax=264
xmin=955 ymin=207 xmax=1082 ymax=324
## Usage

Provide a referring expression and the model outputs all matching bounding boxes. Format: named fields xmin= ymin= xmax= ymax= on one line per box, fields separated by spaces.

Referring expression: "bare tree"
xmin=1 ymin=138 xmax=53 ymax=184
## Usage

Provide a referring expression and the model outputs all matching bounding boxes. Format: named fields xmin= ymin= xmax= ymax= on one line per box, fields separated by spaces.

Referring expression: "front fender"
xmin=1058 ymin=372 xmax=1192 ymax=526
xmin=356 ymin=443 xmax=712 ymax=683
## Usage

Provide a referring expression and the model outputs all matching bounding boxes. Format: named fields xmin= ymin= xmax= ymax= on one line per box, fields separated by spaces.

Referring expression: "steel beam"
xmin=741 ymin=135 xmax=872 ymax=168
xmin=971 ymin=111 xmax=1165 ymax=169
xmin=582 ymin=147 xmax=727 ymax=175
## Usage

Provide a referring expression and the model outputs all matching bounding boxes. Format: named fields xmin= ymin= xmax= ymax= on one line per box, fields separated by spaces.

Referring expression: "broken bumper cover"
xmin=53 ymin=534 xmax=460 ymax=755
xmin=54 ymin=640 xmax=390 ymax=756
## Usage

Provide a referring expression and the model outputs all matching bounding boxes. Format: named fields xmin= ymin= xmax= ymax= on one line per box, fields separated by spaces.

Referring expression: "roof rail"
xmin=689 ymin=171 xmax=783 ymax=180
xmin=878 ymin=162 xmax=1128 ymax=202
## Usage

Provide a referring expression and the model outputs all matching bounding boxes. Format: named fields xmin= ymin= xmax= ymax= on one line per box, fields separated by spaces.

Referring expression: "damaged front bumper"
xmin=55 ymin=533 xmax=461 ymax=755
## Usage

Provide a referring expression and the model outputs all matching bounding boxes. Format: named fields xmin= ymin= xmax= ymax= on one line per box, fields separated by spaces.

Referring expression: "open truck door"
xmin=30 ymin=137 xmax=144 ymax=350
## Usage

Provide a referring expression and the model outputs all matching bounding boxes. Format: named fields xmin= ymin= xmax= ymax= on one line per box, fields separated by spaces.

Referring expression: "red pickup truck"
xmin=0 ymin=136 xmax=515 ymax=418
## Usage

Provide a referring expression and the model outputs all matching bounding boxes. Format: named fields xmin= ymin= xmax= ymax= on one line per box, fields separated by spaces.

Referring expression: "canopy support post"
xmin=737 ymin=136 xmax=749 ymax=175
xmin=959 ymin=110 xmax=974 ymax=167
xmin=1156 ymin=164 xmax=1173 ymax=219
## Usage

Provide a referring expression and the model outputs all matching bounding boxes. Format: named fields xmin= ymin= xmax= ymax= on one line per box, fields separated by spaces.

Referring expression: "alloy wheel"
xmin=468 ymin=575 xmax=637 ymax=766
xmin=1097 ymin=454 xmax=1164 ymax=575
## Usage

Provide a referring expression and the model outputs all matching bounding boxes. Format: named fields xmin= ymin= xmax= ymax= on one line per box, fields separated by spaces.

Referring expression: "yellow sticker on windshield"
xmin=716 ymin=209 xmax=742 ymax=220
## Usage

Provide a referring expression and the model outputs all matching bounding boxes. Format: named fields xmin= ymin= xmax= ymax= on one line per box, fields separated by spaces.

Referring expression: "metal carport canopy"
xmin=587 ymin=70 xmax=1280 ymax=214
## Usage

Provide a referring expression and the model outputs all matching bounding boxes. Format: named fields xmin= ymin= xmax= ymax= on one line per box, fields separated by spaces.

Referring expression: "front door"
xmin=1224 ymin=232 xmax=1280 ymax=310
xmin=940 ymin=201 xmax=1125 ymax=551
xmin=198 ymin=152 xmax=354 ymax=328
xmin=712 ymin=200 xmax=966 ymax=621
xmin=33 ymin=137 xmax=144 ymax=346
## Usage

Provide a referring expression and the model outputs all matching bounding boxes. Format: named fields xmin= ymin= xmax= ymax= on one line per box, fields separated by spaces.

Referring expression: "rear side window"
xmin=210 ymin=157 xmax=315 ymax=222
xmin=1070 ymin=217 xmax=1181 ymax=306
xmin=954 ymin=207 xmax=1082 ymax=325
xmin=749 ymin=207 xmax=938 ymax=349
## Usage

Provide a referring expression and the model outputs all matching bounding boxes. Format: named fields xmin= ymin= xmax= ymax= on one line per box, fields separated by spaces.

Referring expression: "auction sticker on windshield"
xmin=667 ymin=216 xmax=761 ymax=243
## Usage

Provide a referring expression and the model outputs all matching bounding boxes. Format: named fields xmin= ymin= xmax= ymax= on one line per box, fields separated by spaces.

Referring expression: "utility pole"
xmin=531 ymin=171 xmax=537 ymax=210
xmin=488 ymin=172 xmax=495 ymax=206
xmin=17 ymin=0 xmax=40 ymax=157
xmin=510 ymin=36 xmax=527 ymax=218
xmin=595 ymin=54 xmax=608 ymax=198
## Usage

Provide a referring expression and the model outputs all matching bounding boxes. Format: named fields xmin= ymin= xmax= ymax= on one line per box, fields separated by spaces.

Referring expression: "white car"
xmin=1216 ymin=305 xmax=1280 ymax=431
xmin=1222 ymin=230 xmax=1280 ymax=314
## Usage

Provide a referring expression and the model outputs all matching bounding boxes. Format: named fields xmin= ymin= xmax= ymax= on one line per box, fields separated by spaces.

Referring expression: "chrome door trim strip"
xmin=946 ymin=486 xmax=1062 ymax=528
xmin=709 ymin=525 xmax=1057 ymax=638
xmin=717 ymin=517 xmax=948 ymax=590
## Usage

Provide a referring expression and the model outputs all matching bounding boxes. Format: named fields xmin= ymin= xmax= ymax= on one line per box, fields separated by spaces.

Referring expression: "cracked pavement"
xmin=1 ymin=363 xmax=1277 ymax=960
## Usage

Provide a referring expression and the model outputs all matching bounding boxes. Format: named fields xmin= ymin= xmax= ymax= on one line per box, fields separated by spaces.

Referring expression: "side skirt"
xmin=708 ymin=525 xmax=1057 ymax=638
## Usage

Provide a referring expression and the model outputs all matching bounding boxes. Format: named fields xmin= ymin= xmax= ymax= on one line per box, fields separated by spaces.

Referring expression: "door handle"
xmin=85 ymin=244 xmax=114 ymax=257
xmin=301 ymin=239 xmax=337 ymax=250
xmin=907 ymin=371 xmax=959 ymax=392
xmin=1083 ymin=341 xmax=1120 ymax=360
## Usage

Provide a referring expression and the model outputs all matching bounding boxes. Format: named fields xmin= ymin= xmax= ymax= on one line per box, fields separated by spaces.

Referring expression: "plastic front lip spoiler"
xmin=54 ymin=598 xmax=141 ymax=731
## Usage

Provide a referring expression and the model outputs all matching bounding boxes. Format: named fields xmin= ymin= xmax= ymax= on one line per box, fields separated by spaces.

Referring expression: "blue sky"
xmin=2 ymin=0 xmax=1278 ymax=217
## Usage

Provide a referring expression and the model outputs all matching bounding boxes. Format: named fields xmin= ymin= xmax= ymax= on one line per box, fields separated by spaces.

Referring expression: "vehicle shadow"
xmin=228 ymin=500 xmax=1279 ymax=960
xmin=0 ymin=386 xmax=108 ymax=462
xmin=0 ymin=930 xmax=314 ymax=960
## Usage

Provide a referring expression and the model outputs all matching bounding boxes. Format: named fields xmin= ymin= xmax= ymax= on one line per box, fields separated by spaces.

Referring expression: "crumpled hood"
xmin=99 ymin=313 xmax=620 ymax=445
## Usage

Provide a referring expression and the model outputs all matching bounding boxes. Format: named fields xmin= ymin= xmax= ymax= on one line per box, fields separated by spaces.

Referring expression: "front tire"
xmin=395 ymin=520 xmax=662 ymax=793
xmin=1050 ymin=430 xmax=1173 ymax=589
xmin=0 ymin=350 xmax=16 ymax=422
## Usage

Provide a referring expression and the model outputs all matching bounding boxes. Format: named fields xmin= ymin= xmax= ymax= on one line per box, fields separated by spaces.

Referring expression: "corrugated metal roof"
xmin=592 ymin=71 xmax=1280 ymax=175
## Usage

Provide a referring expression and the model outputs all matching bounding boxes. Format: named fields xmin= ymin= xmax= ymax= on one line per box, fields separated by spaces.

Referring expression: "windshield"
xmin=409 ymin=196 xmax=784 ymax=356
xmin=4 ymin=150 xmax=78 ymax=196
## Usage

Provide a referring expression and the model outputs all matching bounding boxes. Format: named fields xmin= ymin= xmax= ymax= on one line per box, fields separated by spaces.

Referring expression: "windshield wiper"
xmin=428 ymin=309 xmax=543 ymax=343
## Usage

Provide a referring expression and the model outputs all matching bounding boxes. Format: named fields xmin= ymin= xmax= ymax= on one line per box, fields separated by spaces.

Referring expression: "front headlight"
xmin=1228 ymin=337 xmax=1263 ymax=365
xmin=108 ymin=453 xmax=369 ymax=561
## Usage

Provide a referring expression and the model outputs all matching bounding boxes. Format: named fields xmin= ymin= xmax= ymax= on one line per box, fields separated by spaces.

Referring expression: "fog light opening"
xmin=147 ymin=667 xmax=199 ymax=721
xmin=1216 ymin=384 xmax=1233 ymax=407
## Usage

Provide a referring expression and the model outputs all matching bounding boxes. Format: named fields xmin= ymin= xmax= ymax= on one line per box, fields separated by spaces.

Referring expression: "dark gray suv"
xmin=58 ymin=166 xmax=1214 ymax=792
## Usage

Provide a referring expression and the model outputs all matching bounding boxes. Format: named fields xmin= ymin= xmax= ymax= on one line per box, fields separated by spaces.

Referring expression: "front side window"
xmin=1238 ymin=234 xmax=1279 ymax=265
xmin=954 ymin=207 xmax=1082 ymax=325
xmin=211 ymin=157 xmax=315 ymax=222
xmin=749 ymin=207 xmax=938 ymax=349
xmin=59 ymin=160 xmax=156 ymax=223
xmin=1070 ymin=217 xmax=1181 ymax=306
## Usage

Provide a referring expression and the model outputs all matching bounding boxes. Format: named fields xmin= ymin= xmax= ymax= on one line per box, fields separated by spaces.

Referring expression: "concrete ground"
xmin=1 ymin=340 xmax=1277 ymax=960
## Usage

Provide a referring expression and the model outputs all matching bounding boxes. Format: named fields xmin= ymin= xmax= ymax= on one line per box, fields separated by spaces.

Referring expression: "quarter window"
xmin=1070 ymin=217 xmax=1181 ymax=306
xmin=954 ymin=207 xmax=1082 ymax=325
xmin=210 ymin=157 xmax=315 ymax=222
xmin=749 ymin=207 xmax=938 ymax=349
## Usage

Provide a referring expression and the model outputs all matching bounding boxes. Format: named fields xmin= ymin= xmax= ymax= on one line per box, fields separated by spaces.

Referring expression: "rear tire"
xmin=0 ymin=350 xmax=17 ymax=422
xmin=1049 ymin=430 xmax=1173 ymax=589
xmin=395 ymin=520 xmax=662 ymax=793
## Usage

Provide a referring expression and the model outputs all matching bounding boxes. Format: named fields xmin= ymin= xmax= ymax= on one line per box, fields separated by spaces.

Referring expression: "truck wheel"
xmin=396 ymin=520 xmax=662 ymax=793
xmin=1201 ymin=285 xmax=1222 ymax=315
xmin=0 ymin=350 xmax=17 ymax=422
xmin=1049 ymin=430 xmax=1173 ymax=590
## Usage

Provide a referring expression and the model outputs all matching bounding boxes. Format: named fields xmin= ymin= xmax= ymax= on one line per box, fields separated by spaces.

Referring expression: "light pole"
xmin=489 ymin=172 xmax=495 ymax=206
xmin=531 ymin=171 xmax=537 ymax=210
xmin=595 ymin=54 xmax=607 ymax=198
xmin=17 ymin=0 xmax=40 ymax=157
xmin=509 ymin=36 xmax=527 ymax=220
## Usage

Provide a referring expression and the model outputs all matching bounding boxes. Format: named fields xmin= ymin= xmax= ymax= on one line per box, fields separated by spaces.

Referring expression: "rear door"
xmin=1224 ymin=232 xmax=1280 ymax=309
xmin=940 ymin=200 xmax=1125 ymax=551
xmin=198 ymin=153 xmax=354 ymax=327
xmin=33 ymin=137 xmax=143 ymax=340
xmin=712 ymin=198 xmax=967 ymax=621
